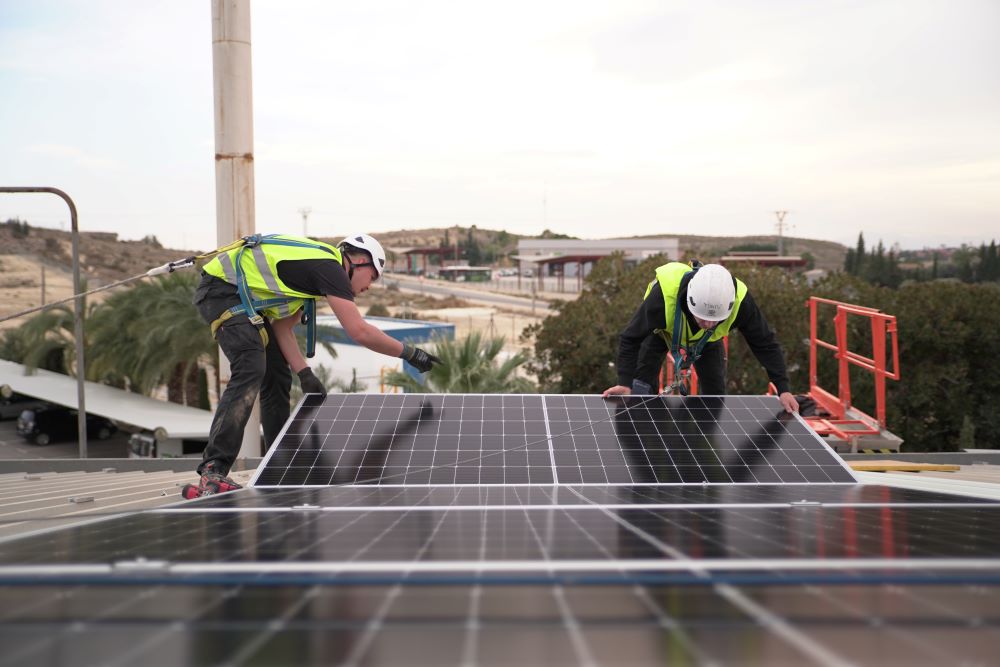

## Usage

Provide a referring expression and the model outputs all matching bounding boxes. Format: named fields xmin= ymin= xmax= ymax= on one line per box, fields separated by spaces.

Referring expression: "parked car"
xmin=16 ymin=407 xmax=117 ymax=445
xmin=0 ymin=392 xmax=49 ymax=420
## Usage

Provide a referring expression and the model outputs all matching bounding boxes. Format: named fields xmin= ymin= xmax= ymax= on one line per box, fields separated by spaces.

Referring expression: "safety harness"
xmin=209 ymin=234 xmax=332 ymax=357
xmin=667 ymin=262 xmax=718 ymax=395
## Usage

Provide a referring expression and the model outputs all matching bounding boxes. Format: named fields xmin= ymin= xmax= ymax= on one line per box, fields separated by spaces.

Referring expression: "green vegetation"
xmin=846 ymin=232 xmax=1000 ymax=286
xmin=525 ymin=252 xmax=669 ymax=394
xmin=729 ymin=243 xmax=777 ymax=252
xmin=527 ymin=254 xmax=1000 ymax=451
xmin=384 ymin=333 xmax=535 ymax=394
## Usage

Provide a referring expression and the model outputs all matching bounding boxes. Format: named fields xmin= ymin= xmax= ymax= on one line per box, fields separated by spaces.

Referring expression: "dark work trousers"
xmin=193 ymin=273 xmax=292 ymax=475
xmin=634 ymin=334 xmax=727 ymax=394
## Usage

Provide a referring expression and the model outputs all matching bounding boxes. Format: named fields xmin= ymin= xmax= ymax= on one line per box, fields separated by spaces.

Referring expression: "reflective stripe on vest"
xmin=203 ymin=234 xmax=343 ymax=320
xmin=643 ymin=262 xmax=748 ymax=347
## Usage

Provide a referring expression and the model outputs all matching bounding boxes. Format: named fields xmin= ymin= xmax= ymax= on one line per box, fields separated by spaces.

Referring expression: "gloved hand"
xmin=400 ymin=344 xmax=441 ymax=373
xmin=630 ymin=379 xmax=653 ymax=395
xmin=297 ymin=366 xmax=327 ymax=396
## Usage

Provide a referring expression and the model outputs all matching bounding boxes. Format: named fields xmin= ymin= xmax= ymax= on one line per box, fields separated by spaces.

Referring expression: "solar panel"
xmin=253 ymin=394 xmax=857 ymax=487
xmin=3 ymin=583 xmax=998 ymax=666
xmin=184 ymin=483 xmax=1000 ymax=511
xmin=4 ymin=504 xmax=1000 ymax=585
xmin=256 ymin=394 xmax=555 ymax=485
xmin=2 ymin=391 xmax=998 ymax=666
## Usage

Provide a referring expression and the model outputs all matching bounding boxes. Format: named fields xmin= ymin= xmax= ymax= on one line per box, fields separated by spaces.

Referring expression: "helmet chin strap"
xmin=344 ymin=255 xmax=356 ymax=280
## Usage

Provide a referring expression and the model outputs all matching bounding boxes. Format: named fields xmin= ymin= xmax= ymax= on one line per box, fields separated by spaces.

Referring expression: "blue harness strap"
xmin=227 ymin=234 xmax=335 ymax=358
xmin=671 ymin=268 xmax=718 ymax=395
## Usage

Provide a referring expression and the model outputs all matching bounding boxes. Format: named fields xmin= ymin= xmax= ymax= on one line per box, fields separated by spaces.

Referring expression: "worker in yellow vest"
xmin=603 ymin=262 xmax=798 ymax=414
xmin=183 ymin=233 xmax=440 ymax=498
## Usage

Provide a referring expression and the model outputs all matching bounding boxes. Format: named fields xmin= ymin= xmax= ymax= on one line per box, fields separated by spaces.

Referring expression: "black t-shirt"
xmin=615 ymin=278 xmax=791 ymax=394
xmin=276 ymin=258 xmax=354 ymax=302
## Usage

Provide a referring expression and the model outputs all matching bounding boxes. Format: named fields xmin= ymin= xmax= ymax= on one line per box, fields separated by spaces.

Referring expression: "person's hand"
xmin=602 ymin=385 xmax=632 ymax=398
xmin=778 ymin=391 xmax=799 ymax=414
xmin=297 ymin=367 xmax=328 ymax=396
xmin=400 ymin=344 xmax=441 ymax=373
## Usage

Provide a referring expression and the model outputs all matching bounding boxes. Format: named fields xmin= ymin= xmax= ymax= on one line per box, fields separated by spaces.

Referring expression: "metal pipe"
xmin=211 ymin=0 xmax=260 ymax=460
xmin=0 ymin=187 xmax=88 ymax=458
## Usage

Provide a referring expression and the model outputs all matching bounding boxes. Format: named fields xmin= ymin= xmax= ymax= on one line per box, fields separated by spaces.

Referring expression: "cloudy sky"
xmin=1 ymin=0 xmax=997 ymax=252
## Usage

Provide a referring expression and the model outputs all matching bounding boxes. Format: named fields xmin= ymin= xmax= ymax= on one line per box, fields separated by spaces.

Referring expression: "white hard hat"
xmin=339 ymin=234 xmax=387 ymax=278
xmin=686 ymin=264 xmax=736 ymax=321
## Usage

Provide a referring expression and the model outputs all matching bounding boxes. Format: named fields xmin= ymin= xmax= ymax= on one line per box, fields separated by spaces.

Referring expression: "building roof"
xmin=438 ymin=265 xmax=493 ymax=272
xmin=0 ymin=359 xmax=213 ymax=439
xmin=314 ymin=315 xmax=454 ymax=346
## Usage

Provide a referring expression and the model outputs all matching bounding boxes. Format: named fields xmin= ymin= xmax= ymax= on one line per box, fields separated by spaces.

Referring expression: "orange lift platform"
xmin=803 ymin=296 xmax=902 ymax=453
xmin=660 ymin=296 xmax=903 ymax=454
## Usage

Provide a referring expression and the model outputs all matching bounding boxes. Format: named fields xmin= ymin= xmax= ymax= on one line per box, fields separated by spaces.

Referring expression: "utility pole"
xmin=774 ymin=210 xmax=791 ymax=255
xmin=212 ymin=0 xmax=260 ymax=460
xmin=298 ymin=206 xmax=312 ymax=237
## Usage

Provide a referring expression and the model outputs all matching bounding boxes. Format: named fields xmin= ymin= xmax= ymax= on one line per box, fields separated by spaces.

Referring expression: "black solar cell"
xmin=253 ymin=394 xmax=856 ymax=487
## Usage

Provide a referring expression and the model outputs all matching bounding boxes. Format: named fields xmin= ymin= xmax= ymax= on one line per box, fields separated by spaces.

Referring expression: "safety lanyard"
xmin=670 ymin=271 xmax=718 ymax=393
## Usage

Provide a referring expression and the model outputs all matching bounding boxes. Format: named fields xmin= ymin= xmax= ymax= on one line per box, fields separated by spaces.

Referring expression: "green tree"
xmin=5 ymin=302 xmax=95 ymax=376
xmin=525 ymin=253 xmax=668 ymax=393
xmin=843 ymin=248 xmax=856 ymax=274
xmin=384 ymin=332 xmax=535 ymax=393
xmin=852 ymin=232 xmax=866 ymax=276
xmin=87 ymin=272 xmax=217 ymax=406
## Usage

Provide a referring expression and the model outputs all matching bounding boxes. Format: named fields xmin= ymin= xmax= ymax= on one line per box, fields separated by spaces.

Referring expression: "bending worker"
xmin=184 ymin=233 xmax=440 ymax=498
xmin=602 ymin=261 xmax=799 ymax=414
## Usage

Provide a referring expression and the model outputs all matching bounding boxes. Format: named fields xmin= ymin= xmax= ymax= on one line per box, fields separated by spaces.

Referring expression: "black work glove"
xmin=400 ymin=344 xmax=441 ymax=373
xmin=630 ymin=379 xmax=653 ymax=395
xmin=297 ymin=367 xmax=327 ymax=396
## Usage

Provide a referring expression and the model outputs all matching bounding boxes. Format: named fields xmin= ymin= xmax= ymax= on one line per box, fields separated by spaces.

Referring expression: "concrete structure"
xmin=313 ymin=316 xmax=455 ymax=390
xmin=720 ymin=251 xmax=808 ymax=270
xmin=389 ymin=246 xmax=463 ymax=275
xmin=0 ymin=359 xmax=212 ymax=458
xmin=513 ymin=237 xmax=679 ymax=291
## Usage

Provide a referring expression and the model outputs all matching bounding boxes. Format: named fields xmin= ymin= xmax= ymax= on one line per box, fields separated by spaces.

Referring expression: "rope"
xmin=0 ymin=236 xmax=250 ymax=325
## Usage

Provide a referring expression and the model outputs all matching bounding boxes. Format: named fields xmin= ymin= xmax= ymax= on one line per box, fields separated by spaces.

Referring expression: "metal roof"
xmin=0 ymin=359 xmax=213 ymax=439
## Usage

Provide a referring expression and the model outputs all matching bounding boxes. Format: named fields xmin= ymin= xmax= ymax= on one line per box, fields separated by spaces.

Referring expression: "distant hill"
xmin=369 ymin=226 xmax=846 ymax=272
xmin=630 ymin=233 xmax=847 ymax=271
xmin=0 ymin=220 xmax=847 ymax=290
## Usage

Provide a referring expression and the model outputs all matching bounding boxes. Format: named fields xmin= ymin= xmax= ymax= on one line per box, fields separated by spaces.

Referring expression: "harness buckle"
xmin=241 ymin=234 xmax=263 ymax=248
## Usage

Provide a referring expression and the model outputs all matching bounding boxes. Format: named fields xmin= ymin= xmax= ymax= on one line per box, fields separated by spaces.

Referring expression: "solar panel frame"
xmin=251 ymin=394 xmax=858 ymax=488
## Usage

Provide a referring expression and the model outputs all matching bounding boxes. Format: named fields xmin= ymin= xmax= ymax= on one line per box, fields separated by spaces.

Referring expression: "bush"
xmin=366 ymin=303 xmax=390 ymax=317
xmin=528 ymin=258 xmax=1000 ymax=452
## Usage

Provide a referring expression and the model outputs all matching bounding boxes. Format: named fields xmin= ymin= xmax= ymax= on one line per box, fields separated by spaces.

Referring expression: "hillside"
xmin=363 ymin=226 xmax=846 ymax=271
xmin=0 ymin=220 xmax=846 ymax=326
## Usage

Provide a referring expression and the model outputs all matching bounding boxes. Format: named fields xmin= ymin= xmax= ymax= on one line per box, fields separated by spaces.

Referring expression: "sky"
xmin=1 ymin=0 xmax=998 ymax=252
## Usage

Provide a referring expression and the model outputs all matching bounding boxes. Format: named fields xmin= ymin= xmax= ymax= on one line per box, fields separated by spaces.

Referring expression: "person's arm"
xmin=603 ymin=284 xmax=664 ymax=397
xmin=271 ymin=312 xmax=308 ymax=373
xmin=733 ymin=292 xmax=798 ymax=413
xmin=326 ymin=295 xmax=404 ymax=356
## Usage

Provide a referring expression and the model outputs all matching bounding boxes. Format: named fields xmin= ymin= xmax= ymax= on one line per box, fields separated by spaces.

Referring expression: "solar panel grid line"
xmin=253 ymin=393 xmax=675 ymax=488
xmin=539 ymin=393 xmax=560 ymax=484
xmin=796 ymin=581 xmax=954 ymax=664
xmin=629 ymin=585 xmax=714 ymax=663
xmin=713 ymin=583 xmax=849 ymax=667
xmin=552 ymin=585 xmax=600 ymax=666
xmin=148 ymin=500 xmax=1000 ymax=514
xmin=8 ymin=558 xmax=1000 ymax=580
xmin=259 ymin=393 xmax=855 ymax=488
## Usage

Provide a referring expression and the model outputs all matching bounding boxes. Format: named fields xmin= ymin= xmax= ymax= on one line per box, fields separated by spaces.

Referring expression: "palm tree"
xmin=383 ymin=332 xmax=535 ymax=393
xmin=88 ymin=272 xmax=217 ymax=406
xmin=4 ymin=300 xmax=98 ymax=377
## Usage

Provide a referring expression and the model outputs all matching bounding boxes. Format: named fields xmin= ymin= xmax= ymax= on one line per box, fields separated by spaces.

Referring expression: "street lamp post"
xmin=0 ymin=187 xmax=88 ymax=458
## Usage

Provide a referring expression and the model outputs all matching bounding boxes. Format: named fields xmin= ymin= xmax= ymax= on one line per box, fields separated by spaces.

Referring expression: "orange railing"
xmin=807 ymin=297 xmax=900 ymax=439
